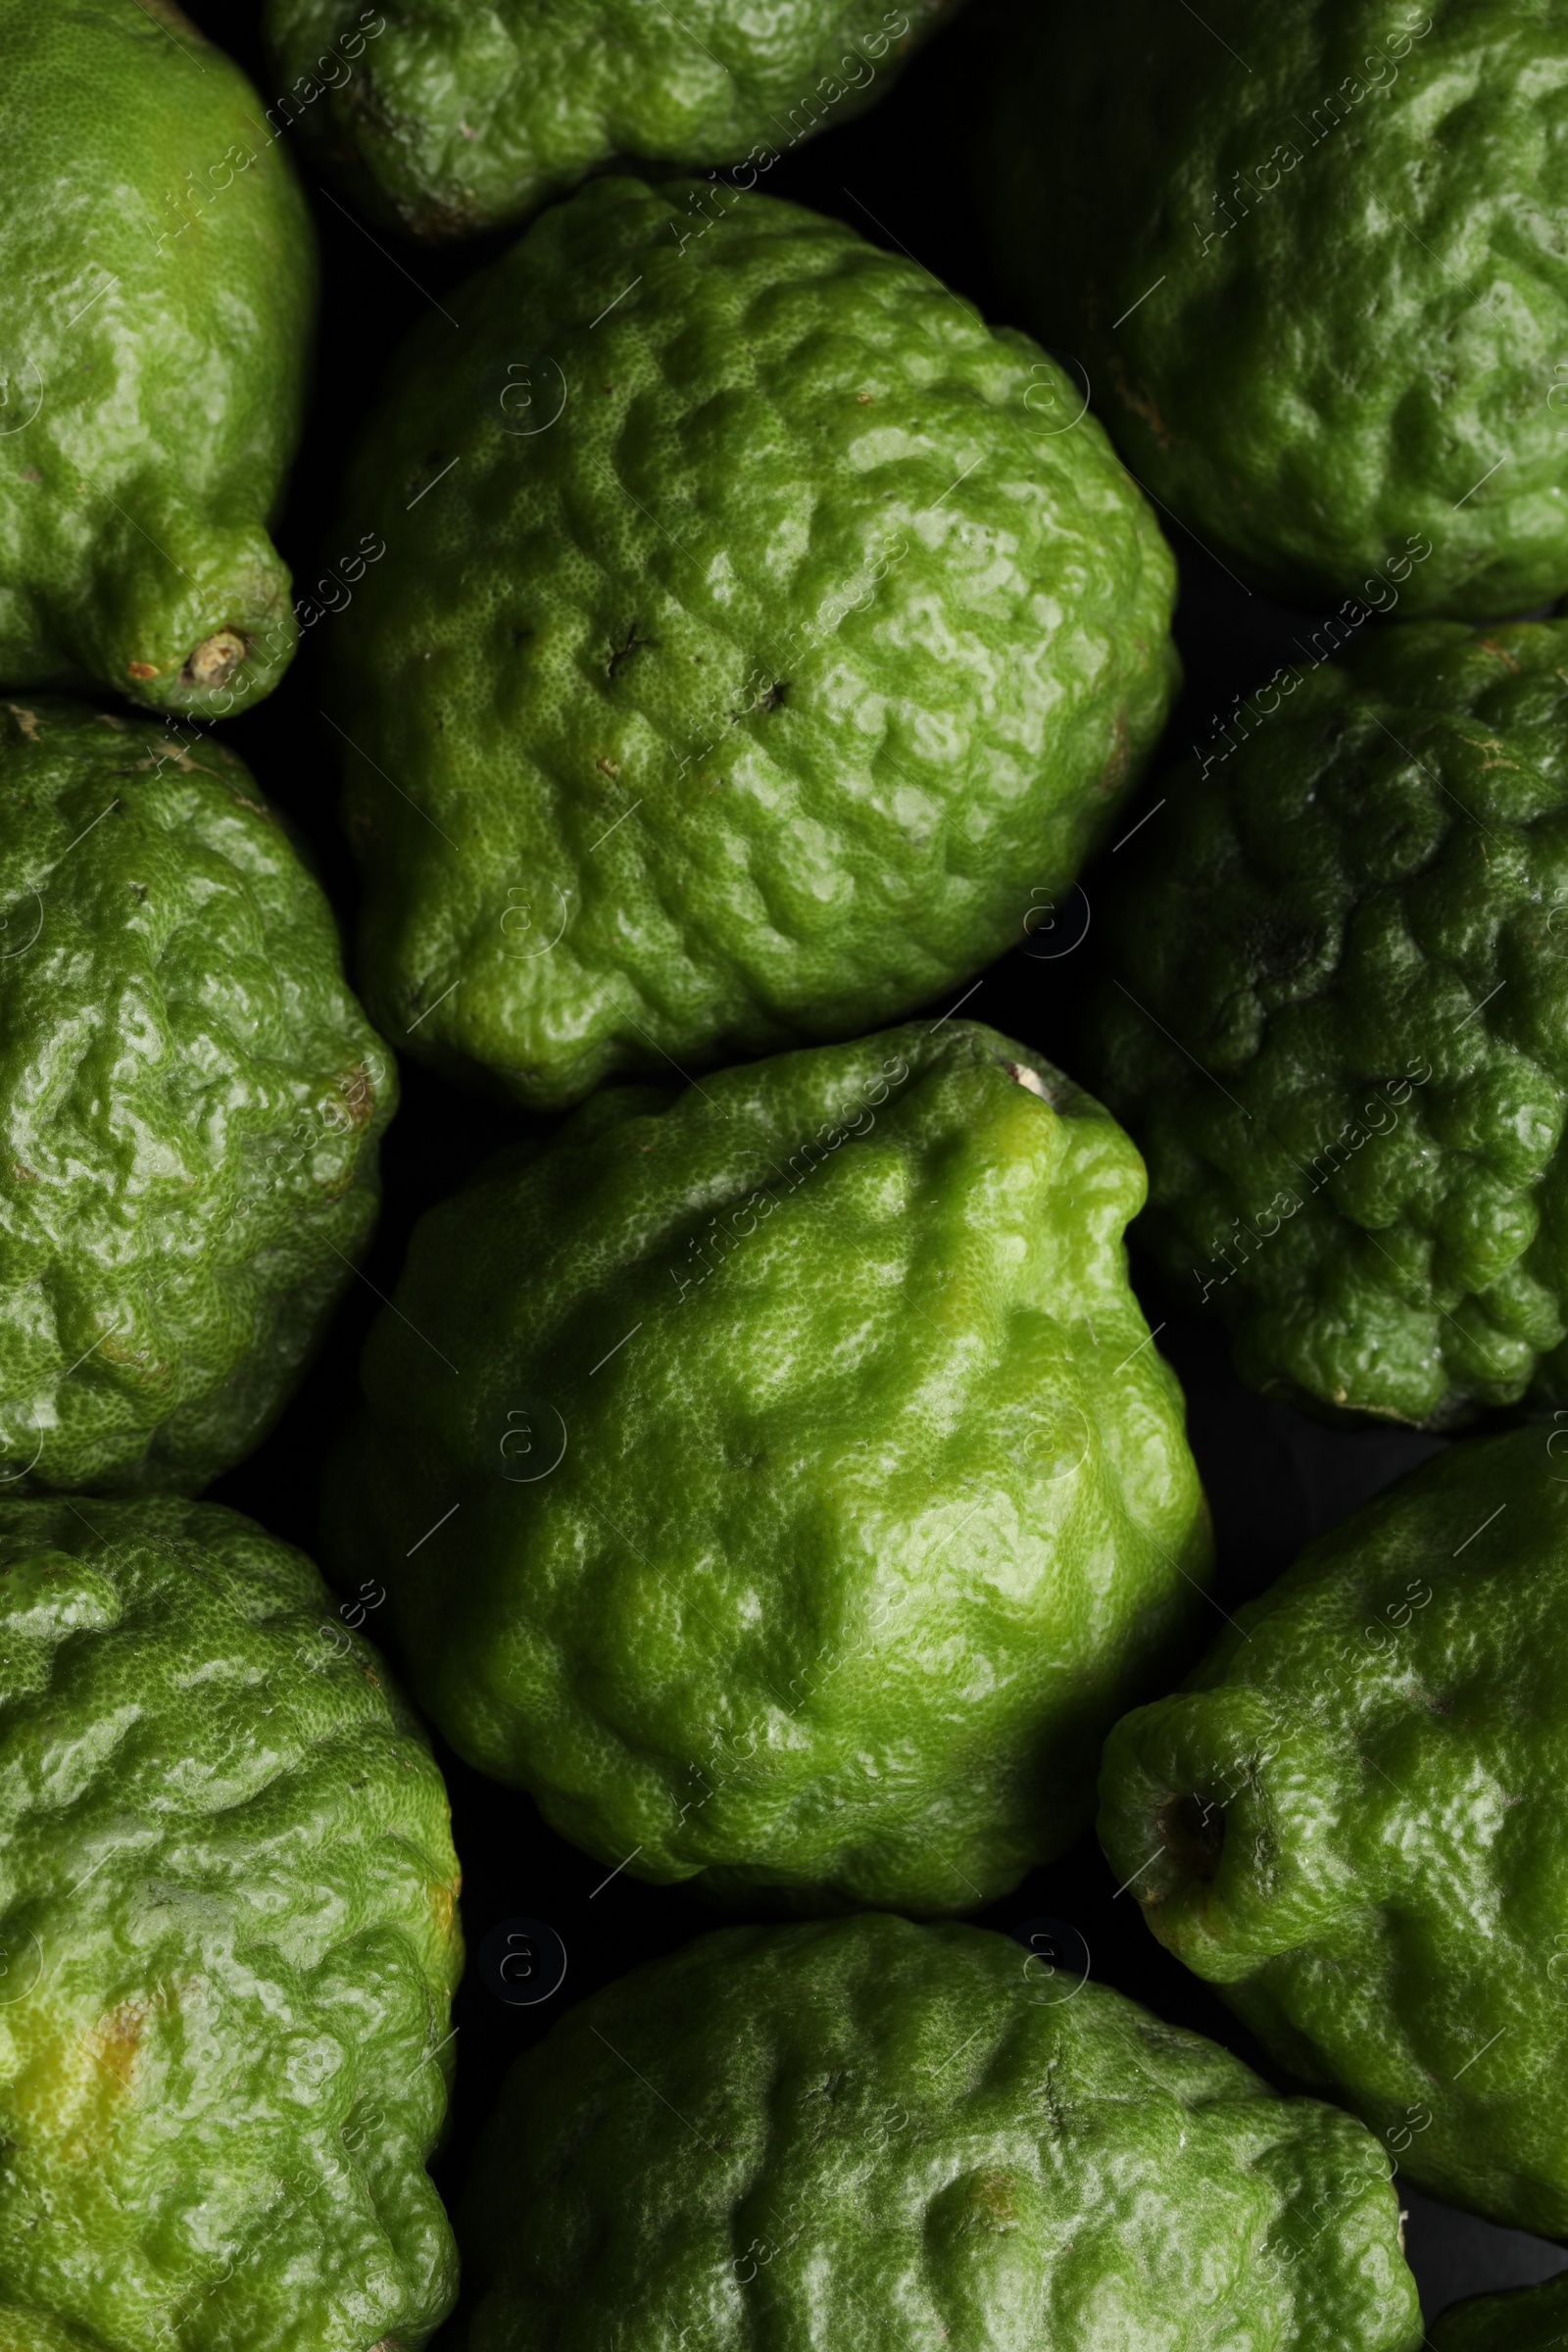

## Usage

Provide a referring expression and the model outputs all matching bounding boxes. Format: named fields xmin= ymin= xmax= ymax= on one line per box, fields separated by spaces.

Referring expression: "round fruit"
xmin=265 ymin=0 xmax=961 ymax=240
xmin=0 ymin=1495 xmax=462 ymax=2352
xmin=0 ymin=0 xmax=316 ymax=717
xmin=459 ymin=1912 xmax=1423 ymax=2352
xmin=983 ymin=0 xmax=1568 ymax=617
xmin=1431 ymin=2276 xmax=1568 ymax=2350
xmin=325 ymin=172 xmax=1179 ymax=1109
xmin=1089 ymin=618 xmax=1568 ymax=1428
xmin=322 ymin=1019 xmax=1211 ymax=1914
xmin=1100 ymin=1427 xmax=1568 ymax=2237
xmin=0 ymin=697 xmax=394 ymax=1495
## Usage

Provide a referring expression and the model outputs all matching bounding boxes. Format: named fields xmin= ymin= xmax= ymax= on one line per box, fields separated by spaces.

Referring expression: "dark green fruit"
xmin=0 ymin=1496 xmax=462 ymax=2352
xmin=323 ymin=1020 xmax=1211 ymax=1914
xmin=983 ymin=0 xmax=1568 ymax=616
xmin=1431 ymin=2275 xmax=1568 ymax=2350
xmin=459 ymin=1913 xmax=1423 ymax=2351
xmin=1101 ymin=1428 xmax=1568 ymax=2237
xmin=266 ymin=0 xmax=960 ymax=239
xmin=1090 ymin=619 xmax=1568 ymax=1428
xmin=327 ymin=172 xmax=1178 ymax=1109
xmin=0 ymin=0 xmax=317 ymax=716
xmin=0 ymin=697 xmax=394 ymax=1495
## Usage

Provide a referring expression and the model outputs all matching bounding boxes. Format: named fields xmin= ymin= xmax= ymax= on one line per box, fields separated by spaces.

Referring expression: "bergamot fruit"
xmin=1432 ymin=2276 xmax=1568 ymax=2350
xmin=458 ymin=1912 xmax=1423 ymax=2352
xmin=0 ymin=0 xmax=316 ymax=717
xmin=1100 ymin=1427 xmax=1568 ymax=2237
xmin=324 ymin=172 xmax=1179 ymax=1109
xmin=0 ymin=696 xmax=394 ymax=1496
xmin=983 ymin=0 xmax=1568 ymax=617
xmin=322 ymin=1018 xmax=1212 ymax=1915
xmin=0 ymin=1494 xmax=462 ymax=2352
xmin=1089 ymin=619 xmax=1568 ymax=1428
xmin=265 ymin=0 xmax=960 ymax=240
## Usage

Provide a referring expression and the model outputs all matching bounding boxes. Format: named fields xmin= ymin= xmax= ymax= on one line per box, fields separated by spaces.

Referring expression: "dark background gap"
xmin=178 ymin=0 xmax=1568 ymax=2325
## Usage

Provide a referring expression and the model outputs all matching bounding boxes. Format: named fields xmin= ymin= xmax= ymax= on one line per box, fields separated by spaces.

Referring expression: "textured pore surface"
xmin=266 ymin=0 xmax=960 ymax=237
xmin=459 ymin=1914 xmax=1422 ymax=2352
xmin=0 ymin=1497 xmax=462 ymax=2352
xmin=323 ymin=1019 xmax=1211 ymax=1914
xmin=1100 ymin=1430 xmax=1568 ymax=2239
xmin=1432 ymin=2272 xmax=1568 ymax=2349
xmin=0 ymin=0 xmax=314 ymax=714
xmin=0 ymin=698 xmax=394 ymax=1494
xmin=1091 ymin=619 xmax=1568 ymax=1427
xmin=986 ymin=0 xmax=1568 ymax=615
xmin=328 ymin=172 xmax=1178 ymax=1108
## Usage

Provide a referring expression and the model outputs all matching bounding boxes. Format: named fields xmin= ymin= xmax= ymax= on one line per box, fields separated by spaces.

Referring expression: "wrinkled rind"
xmin=0 ymin=0 xmax=315 ymax=716
xmin=327 ymin=172 xmax=1179 ymax=1109
xmin=331 ymin=173 xmax=1184 ymax=1109
xmin=1100 ymin=1429 xmax=1568 ymax=2237
xmin=323 ymin=1019 xmax=1212 ymax=1913
xmin=1431 ymin=2272 xmax=1568 ymax=2350
xmin=1090 ymin=617 xmax=1568 ymax=1428
xmin=984 ymin=0 xmax=1568 ymax=617
xmin=0 ymin=698 xmax=396 ymax=1494
xmin=266 ymin=0 xmax=963 ymax=239
xmin=459 ymin=1915 xmax=1422 ymax=2352
xmin=0 ymin=1496 xmax=462 ymax=2352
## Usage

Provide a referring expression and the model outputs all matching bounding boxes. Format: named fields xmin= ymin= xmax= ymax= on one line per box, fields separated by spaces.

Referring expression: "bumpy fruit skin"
xmin=327 ymin=173 xmax=1179 ymax=1110
xmin=0 ymin=698 xmax=395 ymax=1495
xmin=1432 ymin=2275 xmax=1568 ymax=2349
xmin=984 ymin=0 xmax=1568 ymax=617
xmin=0 ymin=0 xmax=316 ymax=718
xmin=322 ymin=1020 xmax=1211 ymax=1914
xmin=0 ymin=1496 xmax=462 ymax=2352
xmin=265 ymin=0 xmax=960 ymax=240
xmin=458 ymin=1913 xmax=1422 ymax=2352
xmin=1099 ymin=1428 xmax=1568 ymax=2237
xmin=1089 ymin=619 xmax=1568 ymax=1428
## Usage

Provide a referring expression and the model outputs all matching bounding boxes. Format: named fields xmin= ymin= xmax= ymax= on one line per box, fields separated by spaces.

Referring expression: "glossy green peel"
xmin=328 ymin=173 xmax=1179 ymax=1108
xmin=1091 ymin=620 xmax=1568 ymax=1428
xmin=1432 ymin=2274 xmax=1568 ymax=2350
xmin=323 ymin=1020 xmax=1211 ymax=1914
xmin=0 ymin=698 xmax=394 ymax=1495
xmin=1100 ymin=1428 xmax=1568 ymax=2236
xmin=0 ymin=0 xmax=316 ymax=717
xmin=0 ymin=1497 xmax=462 ymax=2352
xmin=984 ymin=0 xmax=1568 ymax=616
xmin=459 ymin=1913 xmax=1423 ymax=2352
xmin=265 ymin=0 xmax=960 ymax=239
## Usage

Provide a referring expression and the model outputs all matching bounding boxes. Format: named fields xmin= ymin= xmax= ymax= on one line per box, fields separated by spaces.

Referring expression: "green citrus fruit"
xmin=265 ymin=0 xmax=961 ymax=239
xmin=325 ymin=172 xmax=1178 ymax=1109
xmin=1089 ymin=619 xmax=1568 ymax=1428
xmin=0 ymin=0 xmax=316 ymax=718
xmin=0 ymin=697 xmax=394 ymax=1495
xmin=1432 ymin=2275 xmax=1568 ymax=2350
xmin=0 ymin=1495 xmax=461 ymax=2352
xmin=1100 ymin=1427 xmax=1568 ymax=2237
xmin=322 ymin=1019 xmax=1211 ymax=1914
xmin=458 ymin=1912 xmax=1423 ymax=2352
xmin=983 ymin=0 xmax=1568 ymax=617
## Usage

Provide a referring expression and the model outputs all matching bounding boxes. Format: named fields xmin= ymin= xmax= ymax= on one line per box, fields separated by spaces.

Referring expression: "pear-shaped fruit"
xmin=0 ymin=0 xmax=316 ymax=717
